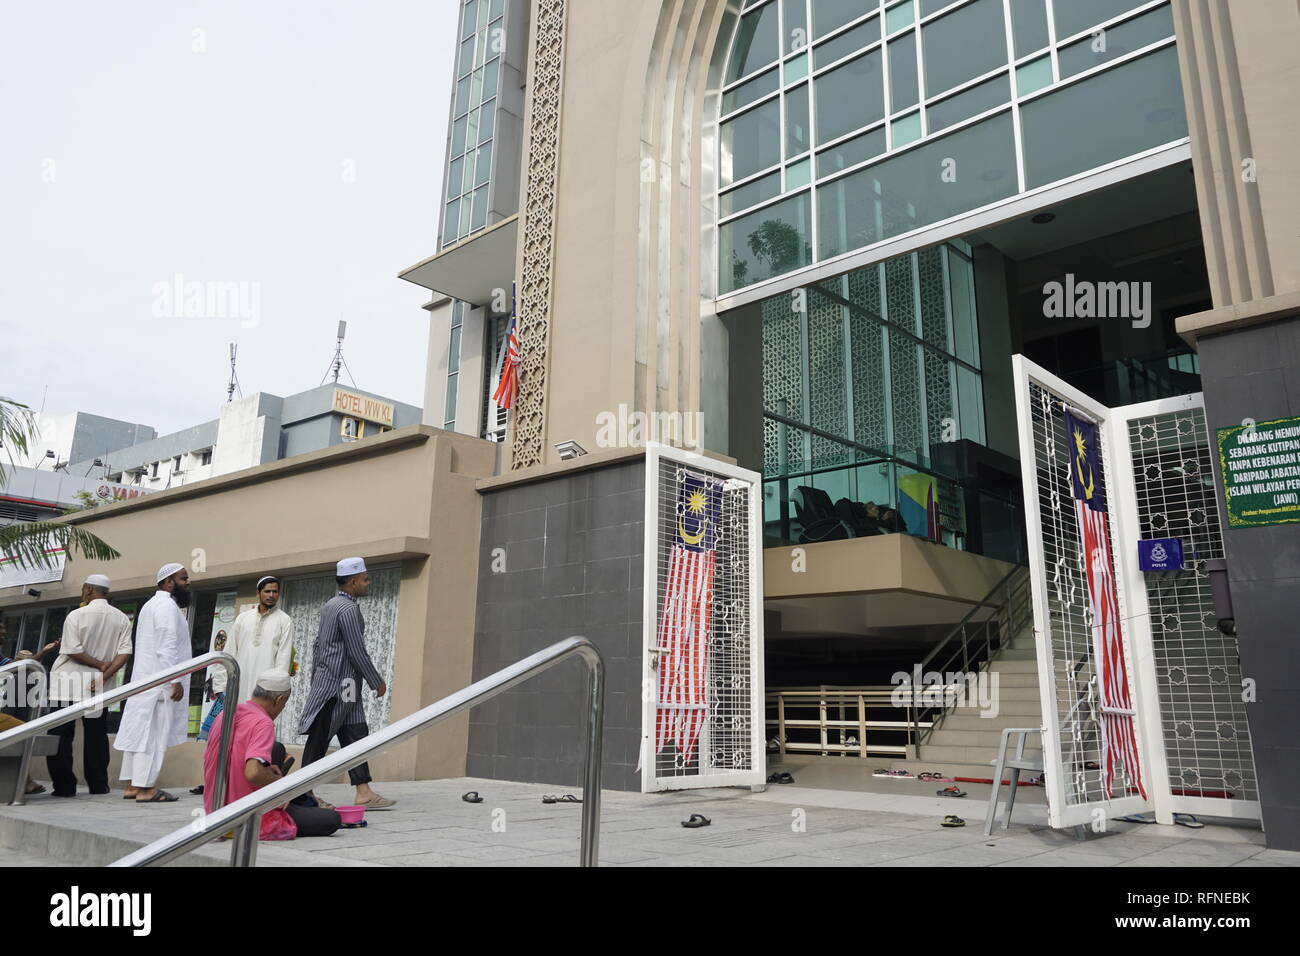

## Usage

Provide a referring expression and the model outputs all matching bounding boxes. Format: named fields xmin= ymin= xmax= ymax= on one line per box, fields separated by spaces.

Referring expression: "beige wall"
xmin=6 ymin=425 xmax=497 ymax=788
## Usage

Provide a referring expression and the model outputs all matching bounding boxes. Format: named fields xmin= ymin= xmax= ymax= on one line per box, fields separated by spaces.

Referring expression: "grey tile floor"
xmin=3 ymin=776 xmax=1296 ymax=867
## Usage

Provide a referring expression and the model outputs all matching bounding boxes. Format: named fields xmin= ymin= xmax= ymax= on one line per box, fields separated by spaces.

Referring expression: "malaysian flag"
xmin=1064 ymin=405 xmax=1146 ymax=800
xmin=653 ymin=469 xmax=722 ymax=767
xmin=492 ymin=306 xmax=520 ymax=411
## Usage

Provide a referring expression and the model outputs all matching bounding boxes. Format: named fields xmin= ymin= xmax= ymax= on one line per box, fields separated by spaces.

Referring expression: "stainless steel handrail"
xmin=0 ymin=652 xmax=240 ymax=814
xmin=0 ymin=658 xmax=49 ymax=805
xmin=111 ymin=636 xmax=605 ymax=868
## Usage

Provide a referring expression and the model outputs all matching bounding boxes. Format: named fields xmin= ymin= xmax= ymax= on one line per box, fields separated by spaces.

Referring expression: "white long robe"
xmin=114 ymin=590 xmax=191 ymax=759
xmin=211 ymin=606 xmax=293 ymax=705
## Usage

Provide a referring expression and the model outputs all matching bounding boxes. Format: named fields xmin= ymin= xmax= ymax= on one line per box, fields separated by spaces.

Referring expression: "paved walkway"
xmin=3 ymin=777 xmax=1297 ymax=867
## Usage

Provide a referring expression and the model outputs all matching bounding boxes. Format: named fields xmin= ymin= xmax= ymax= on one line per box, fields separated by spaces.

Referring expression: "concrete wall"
xmin=4 ymin=426 xmax=497 ymax=790
xmin=469 ymin=457 xmax=646 ymax=791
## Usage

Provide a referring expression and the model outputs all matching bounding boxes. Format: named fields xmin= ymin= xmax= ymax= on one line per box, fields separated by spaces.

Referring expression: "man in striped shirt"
xmin=296 ymin=557 xmax=394 ymax=810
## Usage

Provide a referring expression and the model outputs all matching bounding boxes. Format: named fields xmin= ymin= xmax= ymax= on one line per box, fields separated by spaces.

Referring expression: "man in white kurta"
xmin=114 ymin=563 xmax=192 ymax=802
xmin=212 ymin=576 xmax=293 ymax=707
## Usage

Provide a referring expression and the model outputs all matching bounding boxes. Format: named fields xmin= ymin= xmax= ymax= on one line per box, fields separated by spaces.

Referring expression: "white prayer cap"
xmin=336 ymin=557 xmax=367 ymax=577
xmin=256 ymin=575 xmax=279 ymax=590
xmin=256 ymin=668 xmax=292 ymax=693
xmin=84 ymin=574 xmax=111 ymax=590
xmin=157 ymin=562 xmax=185 ymax=583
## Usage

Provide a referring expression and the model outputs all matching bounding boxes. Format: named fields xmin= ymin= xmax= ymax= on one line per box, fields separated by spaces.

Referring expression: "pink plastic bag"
xmin=259 ymin=807 xmax=298 ymax=841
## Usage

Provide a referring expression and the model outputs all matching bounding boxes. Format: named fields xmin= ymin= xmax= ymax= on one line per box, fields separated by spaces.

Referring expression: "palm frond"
xmin=0 ymin=396 xmax=36 ymax=487
xmin=0 ymin=521 xmax=121 ymax=571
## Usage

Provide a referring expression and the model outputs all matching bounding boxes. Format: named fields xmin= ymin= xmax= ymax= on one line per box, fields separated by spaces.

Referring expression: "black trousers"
xmin=269 ymin=742 xmax=341 ymax=837
xmin=300 ymin=702 xmax=372 ymax=786
xmin=46 ymin=702 xmax=109 ymax=796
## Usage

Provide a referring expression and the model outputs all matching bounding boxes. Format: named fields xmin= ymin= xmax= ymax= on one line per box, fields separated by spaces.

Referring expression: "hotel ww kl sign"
xmin=332 ymin=388 xmax=394 ymax=427
xmin=1217 ymin=414 xmax=1300 ymax=528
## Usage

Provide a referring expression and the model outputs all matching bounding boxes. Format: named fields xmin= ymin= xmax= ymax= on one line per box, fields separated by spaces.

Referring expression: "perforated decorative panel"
xmin=762 ymin=296 xmax=806 ymax=474
xmin=807 ymin=291 xmax=848 ymax=467
xmin=1126 ymin=407 xmax=1258 ymax=802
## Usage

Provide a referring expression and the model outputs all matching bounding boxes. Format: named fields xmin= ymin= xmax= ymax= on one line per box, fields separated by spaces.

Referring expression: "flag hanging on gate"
xmin=653 ymin=469 xmax=722 ymax=767
xmin=492 ymin=288 xmax=520 ymax=411
xmin=1064 ymin=405 xmax=1146 ymax=799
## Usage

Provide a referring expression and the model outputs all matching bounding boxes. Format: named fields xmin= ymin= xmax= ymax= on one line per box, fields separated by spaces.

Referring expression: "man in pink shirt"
xmin=203 ymin=668 xmax=341 ymax=839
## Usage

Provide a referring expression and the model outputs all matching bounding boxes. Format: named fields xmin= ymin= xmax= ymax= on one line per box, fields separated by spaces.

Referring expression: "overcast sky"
xmin=0 ymin=0 xmax=458 ymax=435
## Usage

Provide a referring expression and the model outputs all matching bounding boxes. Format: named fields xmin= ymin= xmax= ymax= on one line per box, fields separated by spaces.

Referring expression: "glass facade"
xmin=443 ymin=0 xmax=506 ymax=248
xmin=718 ymin=0 xmax=1187 ymax=293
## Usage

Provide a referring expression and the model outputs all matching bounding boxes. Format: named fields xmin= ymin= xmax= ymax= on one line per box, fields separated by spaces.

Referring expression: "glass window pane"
xmin=816 ymin=126 xmax=886 ymax=176
xmin=483 ymin=58 xmax=500 ymax=100
xmin=817 ymin=111 xmax=1016 ymax=259
xmin=444 ymin=373 xmax=459 ymax=427
xmin=956 ymin=364 xmax=985 ymax=443
xmin=928 ymin=71 xmax=1010 ymax=131
xmin=1058 ymin=4 xmax=1175 ymax=79
xmin=720 ymin=191 xmax=813 ymax=293
xmin=465 ymin=109 xmax=480 ymax=151
xmin=786 ymin=156 xmax=811 ymax=189
xmin=813 ymin=0 xmax=874 ymax=39
xmin=471 ymin=187 xmax=489 ymax=231
xmin=946 ymin=247 xmax=979 ymax=367
xmin=1009 ymin=0 xmax=1049 ymax=58
xmin=784 ymin=51 xmax=809 ymax=84
xmin=888 ymin=33 xmax=918 ymax=112
xmin=1053 ymin=0 xmax=1144 ymax=41
xmin=727 ymin=2 xmax=781 ymax=82
xmin=447 ymin=157 xmax=464 ymax=199
xmin=720 ymin=170 xmax=782 ymax=217
xmin=722 ymin=67 xmax=779 ymax=115
xmin=720 ymin=97 xmax=782 ymax=186
xmin=470 ymin=68 xmax=484 ymax=110
xmin=451 ymin=115 xmax=468 ymax=156
xmin=1021 ymin=46 xmax=1187 ymax=189
xmin=1014 ymin=56 xmax=1051 ymax=96
xmin=459 ymin=36 xmax=476 ymax=76
xmin=920 ymin=0 xmax=957 ymax=15
xmin=786 ymin=83 xmax=810 ymax=157
xmin=478 ymin=98 xmax=497 ymax=142
xmin=463 ymin=147 xmax=477 ymax=192
xmin=455 ymin=74 xmax=472 ymax=115
xmin=462 ymin=0 xmax=478 ymax=39
xmin=813 ymin=14 xmax=878 ymax=69
xmin=448 ymin=326 xmax=462 ymax=374
xmin=891 ymin=110 xmax=921 ymax=147
xmin=459 ymin=193 xmax=473 ymax=233
xmin=475 ymin=141 xmax=493 ymax=185
xmin=815 ymin=49 xmax=884 ymax=142
xmin=444 ymin=200 xmax=460 ymax=244
xmin=783 ymin=0 xmax=809 ymax=53
xmin=922 ymin=0 xmax=1007 ymax=97
xmin=490 ymin=0 xmax=504 ymax=17
xmin=885 ymin=0 xmax=915 ymax=34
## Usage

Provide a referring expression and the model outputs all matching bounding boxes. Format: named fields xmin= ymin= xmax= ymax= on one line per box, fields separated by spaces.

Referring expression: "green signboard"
xmin=1217 ymin=415 xmax=1300 ymax=528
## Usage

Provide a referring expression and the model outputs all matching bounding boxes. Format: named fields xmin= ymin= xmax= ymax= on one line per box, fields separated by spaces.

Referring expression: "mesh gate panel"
xmin=1028 ymin=380 xmax=1142 ymax=805
xmin=1126 ymin=408 xmax=1258 ymax=801
xmin=652 ymin=458 xmax=754 ymax=780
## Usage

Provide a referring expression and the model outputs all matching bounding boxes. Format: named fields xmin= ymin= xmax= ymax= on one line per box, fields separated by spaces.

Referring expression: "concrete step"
xmin=928 ymin=728 xmax=1045 ymax=749
xmin=918 ymin=744 xmax=1043 ymax=765
xmin=983 ymin=671 xmax=1040 ymax=687
xmin=889 ymin=758 xmax=1045 ymax=782
xmin=986 ymin=659 xmax=1038 ymax=674
xmin=937 ymin=714 xmax=1045 ymax=732
xmin=994 ymin=647 xmax=1038 ymax=661
xmin=946 ymin=686 xmax=1041 ymax=704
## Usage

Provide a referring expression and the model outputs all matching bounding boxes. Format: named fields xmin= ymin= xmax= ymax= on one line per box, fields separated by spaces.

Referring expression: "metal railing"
xmin=0 ymin=658 xmax=49 ymax=805
xmin=913 ymin=565 xmax=1032 ymax=745
xmin=0 ymin=652 xmax=240 ymax=812
xmin=765 ymin=687 xmax=935 ymax=758
xmin=111 ymin=636 xmax=605 ymax=868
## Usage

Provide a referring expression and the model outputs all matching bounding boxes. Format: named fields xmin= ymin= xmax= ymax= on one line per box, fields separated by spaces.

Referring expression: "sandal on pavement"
xmin=357 ymin=795 xmax=396 ymax=811
xmin=937 ymin=786 xmax=967 ymax=797
xmin=1174 ymin=813 xmax=1204 ymax=829
xmin=25 ymin=783 xmax=47 ymax=795
xmin=941 ymin=814 xmax=966 ymax=827
xmin=1118 ymin=813 xmax=1156 ymax=824
xmin=137 ymin=790 xmax=179 ymax=803
xmin=681 ymin=813 xmax=711 ymax=829
xmin=462 ymin=791 xmax=484 ymax=803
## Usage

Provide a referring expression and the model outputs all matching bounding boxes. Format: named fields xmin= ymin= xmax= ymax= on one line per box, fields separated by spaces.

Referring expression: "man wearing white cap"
xmin=203 ymin=667 xmax=342 ymax=839
xmin=201 ymin=575 xmax=293 ymax=740
xmin=297 ymin=557 xmax=394 ymax=810
xmin=46 ymin=574 xmax=133 ymax=797
xmin=114 ymin=562 xmax=192 ymax=802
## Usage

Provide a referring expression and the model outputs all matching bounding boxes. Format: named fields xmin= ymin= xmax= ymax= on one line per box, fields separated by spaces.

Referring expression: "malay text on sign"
xmin=1216 ymin=415 xmax=1300 ymax=528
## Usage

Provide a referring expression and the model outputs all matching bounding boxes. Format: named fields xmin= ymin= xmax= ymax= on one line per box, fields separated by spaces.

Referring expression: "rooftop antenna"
xmin=226 ymin=343 xmax=243 ymax=402
xmin=320 ymin=320 xmax=357 ymax=387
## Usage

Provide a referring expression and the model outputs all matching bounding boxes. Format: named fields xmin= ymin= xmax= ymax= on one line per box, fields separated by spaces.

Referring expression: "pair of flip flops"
xmin=682 ymin=813 xmax=711 ymax=829
xmin=133 ymin=790 xmax=178 ymax=803
xmin=542 ymin=793 xmax=582 ymax=804
xmin=462 ymin=791 xmax=484 ymax=803
xmin=941 ymin=815 xmax=966 ymax=827
xmin=937 ymin=786 xmax=967 ymax=798
xmin=766 ymin=772 xmax=795 ymax=785
xmin=917 ymin=771 xmax=952 ymax=782
xmin=1119 ymin=812 xmax=1204 ymax=829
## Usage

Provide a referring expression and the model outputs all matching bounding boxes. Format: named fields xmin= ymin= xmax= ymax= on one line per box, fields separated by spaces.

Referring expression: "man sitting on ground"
xmin=203 ymin=668 xmax=341 ymax=839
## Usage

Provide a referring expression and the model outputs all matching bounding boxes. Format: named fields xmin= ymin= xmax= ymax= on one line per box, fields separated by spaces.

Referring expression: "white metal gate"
xmin=640 ymin=443 xmax=766 ymax=792
xmin=1014 ymin=357 xmax=1259 ymax=828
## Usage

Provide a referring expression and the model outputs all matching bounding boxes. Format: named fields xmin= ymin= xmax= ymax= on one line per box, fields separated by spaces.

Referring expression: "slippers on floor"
xmin=941 ymin=814 xmax=966 ymax=828
xmin=462 ymin=791 xmax=484 ymax=803
xmin=1118 ymin=812 xmax=1156 ymax=824
xmin=1174 ymin=813 xmax=1204 ymax=829
xmin=937 ymin=786 xmax=967 ymax=797
xmin=136 ymin=790 xmax=179 ymax=803
xmin=542 ymin=794 xmax=582 ymax=804
xmin=681 ymin=813 xmax=711 ymax=829
xmin=24 ymin=783 xmax=47 ymax=795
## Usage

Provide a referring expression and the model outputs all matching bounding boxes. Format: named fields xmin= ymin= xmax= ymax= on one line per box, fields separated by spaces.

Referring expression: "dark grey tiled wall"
xmin=1199 ymin=314 xmax=1300 ymax=851
xmin=469 ymin=461 xmax=645 ymax=791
